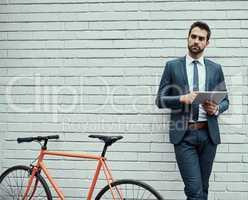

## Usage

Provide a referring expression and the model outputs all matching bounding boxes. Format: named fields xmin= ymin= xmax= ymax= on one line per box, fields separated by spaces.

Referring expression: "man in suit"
xmin=156 ymin=21 xmax=229 ymax=200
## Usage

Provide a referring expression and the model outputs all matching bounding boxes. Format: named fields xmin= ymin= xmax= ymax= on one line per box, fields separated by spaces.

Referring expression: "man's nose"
xmin=194 ymin=38 xmax=200 ymax=44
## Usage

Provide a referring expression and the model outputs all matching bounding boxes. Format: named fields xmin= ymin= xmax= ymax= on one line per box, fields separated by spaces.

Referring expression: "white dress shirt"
xmin=186 ymin=54 xmax=207 ymax=122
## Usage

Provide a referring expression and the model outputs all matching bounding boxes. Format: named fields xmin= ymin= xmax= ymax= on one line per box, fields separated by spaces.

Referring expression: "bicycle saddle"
xmin=88 ymin=135 xmax=123 ymax=146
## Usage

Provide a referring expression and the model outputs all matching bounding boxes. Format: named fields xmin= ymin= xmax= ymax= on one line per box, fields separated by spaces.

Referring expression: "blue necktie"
xmin=192 ymin=60 xmax=199 ymax=121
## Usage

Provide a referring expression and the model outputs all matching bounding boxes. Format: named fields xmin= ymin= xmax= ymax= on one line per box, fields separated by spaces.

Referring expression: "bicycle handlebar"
xmin=17 ymin=135 xmax=59 ymax=143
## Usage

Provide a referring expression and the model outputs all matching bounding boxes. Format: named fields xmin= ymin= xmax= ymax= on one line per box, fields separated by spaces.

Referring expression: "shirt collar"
xmin=186 ymin=54 xmax=204 ymax=66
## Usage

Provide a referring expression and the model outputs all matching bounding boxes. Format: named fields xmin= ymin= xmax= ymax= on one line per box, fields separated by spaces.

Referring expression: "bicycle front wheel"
xmin=95 ymin=179 xmax=163 ymax=200
xmin=0 ymin=165 xmax=52 ymax=200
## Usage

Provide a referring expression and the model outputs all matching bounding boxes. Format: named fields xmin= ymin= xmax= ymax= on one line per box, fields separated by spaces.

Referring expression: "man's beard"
xmin=188 ymin=44 xmax=205 ymax=55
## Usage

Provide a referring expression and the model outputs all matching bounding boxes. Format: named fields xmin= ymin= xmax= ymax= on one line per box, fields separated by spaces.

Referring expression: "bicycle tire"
xmin=95 ymin=179 xmax=163 ymax=200
xmin=0 ymin=165 xmax=52 ymax=200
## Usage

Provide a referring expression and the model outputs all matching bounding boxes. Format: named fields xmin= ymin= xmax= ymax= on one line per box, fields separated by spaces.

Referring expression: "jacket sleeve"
xmin=155 ymin=62 xmax=183 ymax=110
xmin=216 ymin=65 xmax=229 ymax=115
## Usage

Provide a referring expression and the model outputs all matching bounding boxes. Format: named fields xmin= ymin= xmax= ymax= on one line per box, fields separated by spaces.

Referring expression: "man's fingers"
xmin=208 ymin=105 xmax=215 ymax=110
xmin=203 ymin=104 xmax=216 ymax=112
xmin=191 ymin=92 xmax=198 ymax=100
xmin=203 ymin=103 xmax=217 ymax=115
xmin=204 ymin=100 xmax=217 ymax=106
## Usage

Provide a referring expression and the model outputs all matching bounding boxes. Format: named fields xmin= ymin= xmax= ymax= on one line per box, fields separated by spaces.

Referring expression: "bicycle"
xmin=0 ymin=134 xmax=163 ymax=200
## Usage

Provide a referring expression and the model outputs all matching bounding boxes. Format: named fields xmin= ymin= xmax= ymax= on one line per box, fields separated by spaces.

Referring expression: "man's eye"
xmin=191 ymin=35 xmax=196 ymax=39
xmin=199 ymin=37 xmax=205 ymax=41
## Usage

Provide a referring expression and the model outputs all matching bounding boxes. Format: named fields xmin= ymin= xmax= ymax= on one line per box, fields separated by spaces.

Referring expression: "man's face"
xmin=187 ymin=27 xmax=209 ymax=56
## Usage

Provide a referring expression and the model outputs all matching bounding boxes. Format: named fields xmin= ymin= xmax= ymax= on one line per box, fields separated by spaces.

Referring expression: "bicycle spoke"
xmin=0 ymin=182 xmax=14 ymax=199
xmin=35 ymin=187 xmax=47 ymax=200
xmin=136 ymin=184 xmax=142 ymax=199
xmin=132 ymin=183 xmax=135 ymax=200
xmin=140 ymin=186 xmax=147 ymax=199
xmin=19 ymin=169 xmax=27 ymax=199
xmin=3 ymin=174 xmax=16 ymax=199
xmin=14 ymin=169 xmax=20 ymax=198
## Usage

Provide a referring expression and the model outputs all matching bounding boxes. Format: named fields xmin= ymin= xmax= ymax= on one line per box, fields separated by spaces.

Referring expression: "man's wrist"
xmin=179 ymin=95 xmax=185 ymax=104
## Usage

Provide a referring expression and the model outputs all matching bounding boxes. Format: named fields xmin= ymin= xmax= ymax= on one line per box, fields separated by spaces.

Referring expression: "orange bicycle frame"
xmin=22 ymin=149 xmax=119 ymax=200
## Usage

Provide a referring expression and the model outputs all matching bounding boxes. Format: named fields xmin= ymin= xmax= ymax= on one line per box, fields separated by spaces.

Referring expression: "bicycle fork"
xmin=21 ymin=166 xmax=39 ymax=200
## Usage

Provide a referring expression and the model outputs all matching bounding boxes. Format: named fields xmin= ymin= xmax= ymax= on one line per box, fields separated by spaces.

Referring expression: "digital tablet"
xmin=193 ymin=91 xmax=227 ymax=104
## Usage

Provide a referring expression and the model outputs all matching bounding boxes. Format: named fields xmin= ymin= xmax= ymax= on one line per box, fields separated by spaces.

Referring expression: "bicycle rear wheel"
xmin=0 ymin=165 xmax=52 ymax=200
xmin=95 ymin=179 xmax=163 ymax=200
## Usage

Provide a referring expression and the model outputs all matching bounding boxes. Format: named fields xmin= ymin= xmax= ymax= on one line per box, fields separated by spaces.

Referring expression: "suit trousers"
xmin=174 ymin=128 xmax=217 ymax=200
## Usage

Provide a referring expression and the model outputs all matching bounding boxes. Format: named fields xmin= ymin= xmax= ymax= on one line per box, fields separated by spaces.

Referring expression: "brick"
xmin=215 ymin=153 xmax=242 ymax=162
xmin=215 ymin=192 xmax=248 ymax=200
xmin=0 ymin=32 xmax=8 ymax=40
xmin=221 ymin=134 xmax=247 ymax=143
xmin=212 ymin=163 xmax=228 ymax=172
xmin=0 ymin=22 xmax=64 ymax=31
xmin=228 ymin=163 xmax=248 ymax=172
xmin=227 ymin=182 xmax=248 ymax=192
xmin=214 ymin=39 xmax=241 ymax=48
xmin=217 ymin=144 xmax=228 ymax=153
xmin=214 ymin=172 xmax=246 ymax=182
xmin=0 ymin=40 xmax=65 ymax=49
xmin=229 ymin=144 xmax=248 ymax=153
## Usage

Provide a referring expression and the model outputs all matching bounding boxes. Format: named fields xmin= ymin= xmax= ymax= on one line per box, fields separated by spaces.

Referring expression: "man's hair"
xmin=188 ymin=21 xmax=211 ymax=41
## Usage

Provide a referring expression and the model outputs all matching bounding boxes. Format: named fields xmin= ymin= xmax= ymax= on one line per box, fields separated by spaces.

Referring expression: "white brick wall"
xmin=0 ymin=0 xmax=247 ymax=199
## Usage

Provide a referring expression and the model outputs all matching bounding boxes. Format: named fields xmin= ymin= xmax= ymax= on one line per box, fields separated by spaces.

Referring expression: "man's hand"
xmin=203 ymin=100 xmax=218 ymax=115
xmin=180 ymin=92 xmax=198 ymax=104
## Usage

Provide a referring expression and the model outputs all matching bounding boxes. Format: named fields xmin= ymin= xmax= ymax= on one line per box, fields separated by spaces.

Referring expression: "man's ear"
xmin=206 ymin=40 xmax=209 ymax=47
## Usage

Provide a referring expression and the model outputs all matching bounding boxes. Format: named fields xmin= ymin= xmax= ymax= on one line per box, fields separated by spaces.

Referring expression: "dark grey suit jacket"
xmin=156 ymin=56 xmax=229 ymax=144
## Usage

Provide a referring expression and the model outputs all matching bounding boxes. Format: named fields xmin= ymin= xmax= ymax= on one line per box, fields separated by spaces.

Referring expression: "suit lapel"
xmin=204 ymin=58 xmax=210 ymax=91
xmin=180 ymin=56 xmax=190 ymax=92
